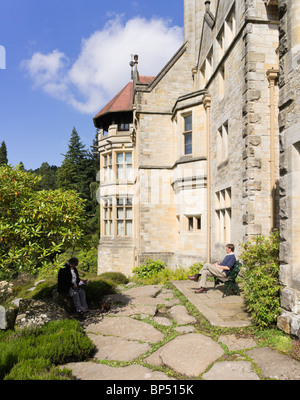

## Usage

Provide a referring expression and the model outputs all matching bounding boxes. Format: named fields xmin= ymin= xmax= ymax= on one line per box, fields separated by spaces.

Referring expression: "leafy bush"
xmin=0 ymin=320 xmax=94 ymax=380
xmin=0 ymin=165 xmax=88 ymax=278
xmin=188 ymin=263 xmax=203 ymax=276
xmin=132 ymin=259 xmax=167 ymax=279
xmin=240 ymin=231 xmax=281 ymax=328
xmin=84 ymin=279 xmax=116 ymax=308
xmin=131 ymin=262 xmax=203 ymax=285
xmin=98 ymin=272 xmax=129 ymax=285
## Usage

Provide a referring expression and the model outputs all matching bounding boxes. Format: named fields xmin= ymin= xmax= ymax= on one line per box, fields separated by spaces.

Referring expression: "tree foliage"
xmin=32 ymin=162 xmax=58 ymax=191
xmin=0 ymin=165 xmax=87 ymax=278
xmin=0 ymin=141 xmax=8 ymax=166
xmin=57 ymin=127 xmax=99 ymax=216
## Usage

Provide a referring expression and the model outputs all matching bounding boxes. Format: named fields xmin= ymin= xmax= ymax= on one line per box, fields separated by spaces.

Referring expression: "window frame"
xmin=116 ymin=197 xmax=133 ymax=237
xmin=215 ymin=188 xmax=232 ymax=243
xmin=186 ymin=215 xmax=202 ymax=232
xmin=183 ymin=114 xmax=193 ymax=155
xmin=116 ymin=151 xmax=133 ymax=181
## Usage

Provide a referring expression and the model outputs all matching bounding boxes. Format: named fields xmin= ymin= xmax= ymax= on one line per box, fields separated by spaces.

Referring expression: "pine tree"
xmin=57 ymin=127 xmax=97 ymax=214
xmin=0 ymin=141 xmax=8 ymax=166
xmin=57 ymin=127 xmax=87 ymax=192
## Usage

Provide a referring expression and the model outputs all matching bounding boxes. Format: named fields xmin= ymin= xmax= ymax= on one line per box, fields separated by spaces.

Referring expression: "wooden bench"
xmin=213 ymin=261 xmax=242 ymax=298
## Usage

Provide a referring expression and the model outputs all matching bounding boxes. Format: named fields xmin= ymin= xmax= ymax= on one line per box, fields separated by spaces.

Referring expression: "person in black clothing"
xmin=57 ymin=257 xmax=88 ymax=314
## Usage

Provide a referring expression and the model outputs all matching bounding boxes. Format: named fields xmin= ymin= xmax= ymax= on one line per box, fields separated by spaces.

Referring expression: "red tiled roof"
xmin=93 ymin=76 xmax=154 ymax=120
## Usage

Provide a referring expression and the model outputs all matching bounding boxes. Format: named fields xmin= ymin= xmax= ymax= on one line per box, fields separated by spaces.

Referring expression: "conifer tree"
xmin=0 ymin=141 xmax=8 ymax=166
xmin=57 ymin=127 xmax=87 ymax=192
xmin=57 ymin=127 xmax=97 ymax=214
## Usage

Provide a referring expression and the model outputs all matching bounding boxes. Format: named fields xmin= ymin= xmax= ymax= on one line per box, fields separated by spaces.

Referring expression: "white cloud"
xmin=22 ymin=15 xmax=183 ymax=114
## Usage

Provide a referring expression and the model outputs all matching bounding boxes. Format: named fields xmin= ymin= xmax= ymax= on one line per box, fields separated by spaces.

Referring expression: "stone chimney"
xmin=184 ymin=0 xmax=206 ymax=58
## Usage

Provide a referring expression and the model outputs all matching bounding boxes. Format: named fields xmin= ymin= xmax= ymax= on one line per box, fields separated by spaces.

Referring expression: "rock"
xmin=0 ymin=305 xmax=6 ymax=330
xmin=152 ymin=316 xmax=173 ymax=326
xmin=5 ymin=308 xmax=18 ymax=330
xmin=0 ymin=281 xmax=13 ymax=303
xmin=174 ymin=325 xmax=196 ymax=333
xmin=123 ymin=285 xmax=162 ymax=298
xmin=11 ymin=298 xmax=22 ymax=307
xmin=202 ymin=361 xmax=260 ymax=380
xmin=62 ymin=362 xmax=174 ymax=380
xmin=52 ymin=289 xmax=75 ymax=313
xmin=34 ymin=280 xmax=46 ymax=287
xmin=85 ymin=316 xmax=164 ymax=343
xmin=15 ymin=299 xmax=70 ymax=329
xmin=109 ymin=303 xmax=157 ymax=318
xmin=145 ymin=333 xmax=224 ymax=377
xmin=168 ymin=305 xmax=196 ymax=324
xmin=246 ymin=347 xmax=300 ymax=380
xmin=88 ymin=334 xmax=151 ymax=362
xmin=218 ymin=334 xmax=257 ymax=351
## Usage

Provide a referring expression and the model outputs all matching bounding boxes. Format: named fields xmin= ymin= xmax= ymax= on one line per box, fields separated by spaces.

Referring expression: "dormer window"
xmin=118 ymin=123 xmax=130 ymax=131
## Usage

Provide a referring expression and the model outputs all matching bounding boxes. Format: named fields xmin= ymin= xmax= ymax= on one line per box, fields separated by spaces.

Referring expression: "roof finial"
xmin=130 ymin=54 xmax=139 ymax=82
xmin=205 ymin=1 xmax=211 ymax=12
xmin=130 ymin=54 xmax=135 ymax=80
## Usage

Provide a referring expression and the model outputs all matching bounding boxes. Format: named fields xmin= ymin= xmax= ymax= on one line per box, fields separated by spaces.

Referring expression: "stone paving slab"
xmin=168 ymin=305 xmax=197 ymax=325
xmin=172 ymin=280 xmax=251 ymax=327
xmin=109 ymin=303 xmax=157 ymax=318
xmin=246 ymin=347 xmax=300 ymax=380
xmin=218 ymin=334 xmax=257 ymax=351
xmin=144 ymin=333 xmax=224 ymax=377
xmin=88 ymin=333 xmax=151 ymax=362
xmin=61 ymin=282 xmax=300 ymax=381
xmin=85 ymin=315 xmax=165 ymax=343
xmin=202 ymin=361 xmax=259 ymax=380
xmin=63 ymin=362 xmax=175 ymax=380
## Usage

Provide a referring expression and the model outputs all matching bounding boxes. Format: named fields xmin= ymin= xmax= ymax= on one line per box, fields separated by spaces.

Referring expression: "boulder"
xmin=52 ymin=289 xmax=75 ymax=313
xmin=15 ymin=298 xmax=70 ymax=329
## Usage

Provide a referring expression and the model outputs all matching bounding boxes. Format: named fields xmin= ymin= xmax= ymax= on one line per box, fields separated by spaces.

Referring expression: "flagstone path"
xmin=61 ymin=283 xmax=300 ymax=381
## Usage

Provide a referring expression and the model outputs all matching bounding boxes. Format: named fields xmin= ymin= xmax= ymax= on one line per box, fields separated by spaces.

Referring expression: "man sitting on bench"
xmin=188 ymin=244 xmax=236 ymax=294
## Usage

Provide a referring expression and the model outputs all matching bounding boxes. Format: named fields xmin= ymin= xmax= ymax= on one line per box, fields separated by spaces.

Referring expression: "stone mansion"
xmin=93 ymin=0 xmax=300 ymax=338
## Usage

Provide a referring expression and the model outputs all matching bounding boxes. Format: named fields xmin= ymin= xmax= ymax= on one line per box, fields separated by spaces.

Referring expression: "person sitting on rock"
xmin=57 ymin=257 xmax=89 ymax=314
xmin=188 ymin=244 xmax=236 ymax=294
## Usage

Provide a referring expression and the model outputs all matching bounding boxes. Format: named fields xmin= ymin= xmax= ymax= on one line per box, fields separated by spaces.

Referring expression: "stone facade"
xmin=276 ymin=0 xmax=300 ymax=338
xmin=133 ymin=0 xmax=280 ymax=266
xmin=94 ymin=0 xmax=299 ymax=338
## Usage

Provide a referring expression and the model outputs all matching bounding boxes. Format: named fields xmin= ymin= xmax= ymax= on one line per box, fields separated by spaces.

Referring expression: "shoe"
xmin=195 ymin=287 xmax=207 ymax=294
xmin=78 ymin=308 xmax=89 ymax=315
xmin=188 ymin=274 xmax=199 ymax=282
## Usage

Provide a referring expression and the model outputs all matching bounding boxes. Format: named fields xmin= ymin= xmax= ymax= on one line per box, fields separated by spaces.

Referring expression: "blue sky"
xmin=0 ymin=0 xmax=183 ymax=170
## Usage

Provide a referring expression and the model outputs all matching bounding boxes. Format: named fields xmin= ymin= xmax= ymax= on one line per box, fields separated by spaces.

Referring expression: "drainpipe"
xmin=203 ymin=94 xmax=211 ymax=262
xmin=266 ymin=68 xmax=279 ymax=231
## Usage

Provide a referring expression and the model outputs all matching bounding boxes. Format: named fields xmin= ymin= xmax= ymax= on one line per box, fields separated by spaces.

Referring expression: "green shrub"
xmin=31 ymin=282 xmax=57 ymax=300
xmin=4 ymin=358 xmax=73 ymax=380
xmin=98 ymin=272 xmax=129 ymax=285
xmin=84 ymin=279 xmax=116 ymax=308
xmin=188 ymin=262 xmax=203 ymax=276
xmin=291 ymin=341 xmax=300 ymax=361
xmin=0 ymin=346 xmax=18 ymax=380
xmin=240 ymin=231 xmax=281 ymax=329
xmin=132 ymin=259 xmax=167 ymax=279
xmin=0 ymin=320 xmax=94 ymax=380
